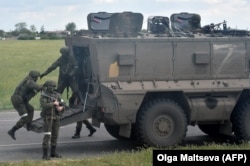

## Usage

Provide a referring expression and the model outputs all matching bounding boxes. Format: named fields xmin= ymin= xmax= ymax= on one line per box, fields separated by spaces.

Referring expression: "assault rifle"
xmin=41 ymin=91 xmax=66 ymax=107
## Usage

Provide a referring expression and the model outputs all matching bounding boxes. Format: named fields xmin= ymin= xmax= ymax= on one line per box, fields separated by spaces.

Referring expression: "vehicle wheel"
xmin=231 ymin=99 xmax=250 ymax=142
xmin=104 ymin=124 xmax=136 ymax=140
xmin=198 ymin=124 xmax=221 ymax=136
xmin=129 ymin=124 xmax=137 ymax=141
xmin=136 ymin=98 xmax=187 ymax=147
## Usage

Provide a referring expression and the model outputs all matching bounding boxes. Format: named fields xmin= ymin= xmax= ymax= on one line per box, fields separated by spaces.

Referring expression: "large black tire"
xmin=104 ymin=124 xmax=137 ymax=140
xmin=136 ymin=98 xmax=187 ymax=147
xmin=198 ymin=124 xmax=221 ymax=136
xmin=231 ymin=99 xmax=250 ymax=142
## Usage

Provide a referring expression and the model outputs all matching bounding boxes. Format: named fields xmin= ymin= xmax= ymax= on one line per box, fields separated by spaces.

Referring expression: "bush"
xmin=17 ymin=34 xmax=36 ymax=40
xmin=40 ymin=33 xmax=65 ymax=40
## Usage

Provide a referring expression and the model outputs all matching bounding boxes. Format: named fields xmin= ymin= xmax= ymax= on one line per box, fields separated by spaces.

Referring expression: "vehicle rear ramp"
xmin=28 ymin=106 xmax=92 ymax=133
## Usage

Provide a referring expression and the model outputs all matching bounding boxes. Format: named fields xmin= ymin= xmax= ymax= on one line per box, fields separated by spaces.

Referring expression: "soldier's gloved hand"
xmin=53 ymin=100 xmax=59 ymax=107
xmin=40 ymin=73 xmax=45 ymax=79
xmin=56 ymin=106 xmax=64 ymax=112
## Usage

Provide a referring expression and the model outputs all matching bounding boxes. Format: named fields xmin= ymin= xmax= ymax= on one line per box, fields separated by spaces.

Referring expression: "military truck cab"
xmin=64 ymin=12 xmax=250 ymax=147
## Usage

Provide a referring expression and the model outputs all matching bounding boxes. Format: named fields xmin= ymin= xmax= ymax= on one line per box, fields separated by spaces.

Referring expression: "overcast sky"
xmin=1 ymin=0 xmax=250 ymax=32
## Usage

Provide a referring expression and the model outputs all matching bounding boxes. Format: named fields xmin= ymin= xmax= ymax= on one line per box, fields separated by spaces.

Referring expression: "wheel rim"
xmin=153 ymin=114 xmax=174 ymax=138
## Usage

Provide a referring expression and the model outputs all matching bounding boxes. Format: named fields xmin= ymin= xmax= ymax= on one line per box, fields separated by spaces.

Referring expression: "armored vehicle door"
xmin=109 ymin=12 xmax=143 ymax=36
xmin=72 ymin=46 xmax=92 ymax=95
xmin=87 ymin=12 xmax=113 ymax=33
xmin=173 ymin=39 xmax=211 ymax=80
xmin=87 ymin=12 xmax=143 ymax=37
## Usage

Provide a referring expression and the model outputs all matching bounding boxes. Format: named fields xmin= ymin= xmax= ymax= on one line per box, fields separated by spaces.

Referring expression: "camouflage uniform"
xmin=40 ymin=46 xmax=79 ymax=94
xmin=72 ymin=120 xmax=96 ymax=138
xmin=40 ymin=80 xmax=64 ymax=160
xmin=41 ymin=46 xmax=96 ymax=138
xmin=8 ymin=70 xmax=42 ymax=140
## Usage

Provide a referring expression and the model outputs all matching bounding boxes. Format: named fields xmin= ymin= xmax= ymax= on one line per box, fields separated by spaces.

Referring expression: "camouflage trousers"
xmin=11 ymin=95 xmax=34 ymax=129
xmin=57 ymin=75 xmax=78 ymax=94
xmin=42 ymin=116 xmax=60 ymax=149
xmin=76 ymin=120 xmax=92 ymax=131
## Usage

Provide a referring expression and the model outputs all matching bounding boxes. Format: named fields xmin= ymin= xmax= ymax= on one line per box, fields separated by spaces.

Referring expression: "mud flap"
xmin=100 ymin=84 xmax=119 ymax=114
xmin=119 ymin=124 xmax=132 ymax=138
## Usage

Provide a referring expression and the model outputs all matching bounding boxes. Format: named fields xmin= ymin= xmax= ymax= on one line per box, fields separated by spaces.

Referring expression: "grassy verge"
xmin=0 ymin=40 xmax=65 ymax=110
xmin=1 ymin=143 xmax=250 ymax=166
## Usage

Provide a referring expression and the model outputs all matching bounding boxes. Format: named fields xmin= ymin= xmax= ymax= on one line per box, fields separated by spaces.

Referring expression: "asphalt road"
xmin=0 ymin=110 xmax=232 ymax=162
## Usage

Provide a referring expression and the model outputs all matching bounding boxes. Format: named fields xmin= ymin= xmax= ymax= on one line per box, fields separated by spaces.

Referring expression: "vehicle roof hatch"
xmin=87 ymin=12 xmax=143 ymax=37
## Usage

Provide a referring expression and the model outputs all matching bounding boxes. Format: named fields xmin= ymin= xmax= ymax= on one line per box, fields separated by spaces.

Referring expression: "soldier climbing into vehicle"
xmin=40 ymin=46 xmax=96 ymax=138
xmin=40 ymin=46 xmax=79 ymax=96
xmin=8 ymin=70 xmax=43 ymax=140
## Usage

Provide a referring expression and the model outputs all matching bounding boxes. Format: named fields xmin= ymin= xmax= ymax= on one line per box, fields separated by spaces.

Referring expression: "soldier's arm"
xmin=40 ymin=96 xmax=54 ymax=110
xmin=22 ymin=80 xmax=43 ymax=101
xmin=27 ymin=80 xmax=43 ymax=92
xmin=41 ymin=57 xmax=61 ymax=76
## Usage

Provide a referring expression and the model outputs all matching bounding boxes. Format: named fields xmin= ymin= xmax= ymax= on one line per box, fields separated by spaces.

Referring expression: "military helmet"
xmin=29 ymin=70 xmax=40 ymax=78
xmin=60 ymin=46 xmax=70 ymax=54
xmin=44 ymin=80 xmax=56 ymax=87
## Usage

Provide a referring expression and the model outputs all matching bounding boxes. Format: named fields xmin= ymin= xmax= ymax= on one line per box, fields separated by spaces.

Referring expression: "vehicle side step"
xmin=28 ymin=106 xmax=92 ymax=133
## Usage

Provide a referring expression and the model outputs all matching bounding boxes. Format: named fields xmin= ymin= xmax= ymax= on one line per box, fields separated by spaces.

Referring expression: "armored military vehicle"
xmin=31 ymin=12 xmax=250 ymax=147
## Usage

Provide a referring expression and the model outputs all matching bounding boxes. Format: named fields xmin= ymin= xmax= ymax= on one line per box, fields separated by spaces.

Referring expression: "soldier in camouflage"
xmin=41 ymin=46 xmax=96 ymax=138
xmin=8 ymin=70 xmax=43 ymax=140
xmin=40 ymin=80 xmax=64 ymax=160
xmin=72 ymin=120 xmax=96 ymax=138
xmin=40 ymin=46 xmax=78 ymax=95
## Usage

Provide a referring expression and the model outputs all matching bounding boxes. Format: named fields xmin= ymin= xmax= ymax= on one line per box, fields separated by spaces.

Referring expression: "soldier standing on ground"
xmin=8 ymin=70 xmax=43 ymax=140
xmin=40 ymin=46 xmax=96 ymax=138
xmin=40 ymin=80 xmax=65 ymax=160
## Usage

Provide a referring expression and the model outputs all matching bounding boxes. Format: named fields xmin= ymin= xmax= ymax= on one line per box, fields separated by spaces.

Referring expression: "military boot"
xmin=50 ymin=145 xmax=62 ymax=158
xmin=72 ymin=128 xmax=81 ymax=139
xmin=42 ymin=147 xmax=50 ymax=160
xmin=87 ymin=126 xmax=96 ymax=137
xmin=7 ymin=126 xmax=18 ymax=140
xmin=26 ymin=123 xmax=31 ymax=131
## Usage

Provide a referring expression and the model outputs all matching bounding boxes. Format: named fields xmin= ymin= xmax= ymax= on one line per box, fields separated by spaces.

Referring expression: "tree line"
xmin=0 ymin=22 xmax=77 ymax=40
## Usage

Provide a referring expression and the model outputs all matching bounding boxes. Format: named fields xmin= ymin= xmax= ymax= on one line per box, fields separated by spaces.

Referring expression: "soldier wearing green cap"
xmin=8 ymin=70 xmax=43 ymax=140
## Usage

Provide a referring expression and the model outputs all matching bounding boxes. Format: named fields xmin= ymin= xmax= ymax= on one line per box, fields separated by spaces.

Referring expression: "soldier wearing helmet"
xmin=29 ymin=70 xmax=41 ymax=80
xmin=43 ymin=80 xmax=57 ymax=87
xmin=59 ymin=46 xmax=70 ymax=54
xmin=40 ymin=46 xmax=96 ymax=138
xmin=40 ymin=80 xmax=64 ymax=160
xmin=40 ymin=46 xmax=79 ymax=94
xmin=8 ymin=70 xmax=43 ymax=140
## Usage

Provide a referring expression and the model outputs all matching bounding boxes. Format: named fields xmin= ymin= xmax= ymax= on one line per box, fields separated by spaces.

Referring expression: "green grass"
xmin=1 ymin=143 xmax=250 ymax=165
xmin=0 ymin=40 xmax=65 ymax=110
